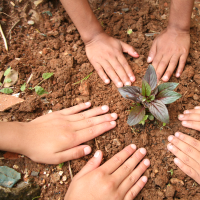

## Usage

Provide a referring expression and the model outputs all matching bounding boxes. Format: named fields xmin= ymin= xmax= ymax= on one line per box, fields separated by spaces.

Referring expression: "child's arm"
xmin=65 ymin=145 xmax=150 ymax=200
xmin=167 ymin=107 xmax=200 ymax=184
xmin=0 ymin=103 xmax=117 ymax=164
xmin=148 ymin=0 xmax=194 ymax=81
xmin=60 ymin=0 xmax=139 ymax=88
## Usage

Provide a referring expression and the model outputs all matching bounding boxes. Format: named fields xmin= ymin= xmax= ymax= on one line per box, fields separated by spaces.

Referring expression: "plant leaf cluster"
xmin=118 ymin=65 xmax=182 ymax=126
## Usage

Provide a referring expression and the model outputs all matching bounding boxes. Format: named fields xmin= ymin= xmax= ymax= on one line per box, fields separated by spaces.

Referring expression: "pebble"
xmin=170 ymin=178 xmax=184 ymax=185
xmin=62 ymin=175 xmax=67 ymax=182
xmin=31 ymin=171 xmax=39 ymax=177
xmin=13 ymin=165 xmax=19 ymax=169
xmin=28 ymin=20 xmax=35 ymax=25
xmin=113 ymin=138 xmax=121 ymax=146
xmin=59 ymin=171 xmax=64 ymax=176
xmin=51 ymin=172 xmax=60 ymax=183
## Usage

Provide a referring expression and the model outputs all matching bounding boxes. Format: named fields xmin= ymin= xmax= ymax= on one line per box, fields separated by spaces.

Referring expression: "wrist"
xmin=166 ymin=24 xmax=190 ymax=34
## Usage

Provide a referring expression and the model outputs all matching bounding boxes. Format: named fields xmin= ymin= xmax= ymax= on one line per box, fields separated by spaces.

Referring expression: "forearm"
xmin=168 ymin=0 xmax=194 ymax=32
xmin=0 ymin=122 xmax=24 ymax=153
xmin=60 ymin=0 xmax=104 ymax=43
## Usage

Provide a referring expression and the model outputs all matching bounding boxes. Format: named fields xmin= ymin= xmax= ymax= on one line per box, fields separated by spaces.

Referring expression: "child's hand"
xmin=65 ymin=145 xmax=150 ymax=200
xmin=167 ymin=132 xmax=200 ymax=184
xmin=147 ymin=28 xmax=190 ymax=82
xmin=85 ymin=32 xmax=139 ymax=88
xmin=178 ymin=106 xmax=200 ymax=131
xmin=18 ymin=102 xmax=118 ymax=164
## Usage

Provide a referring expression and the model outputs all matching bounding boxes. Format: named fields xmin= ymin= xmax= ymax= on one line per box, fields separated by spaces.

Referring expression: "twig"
xmin=95 ymin=138 xmax=99 ymax=150
xmin=7 ymin=19 xmax=20 ymax=39
xmin=68 ymin=161 xmax=73 ymax=181
xmin=0 ymin=12 xmax=13 ymax=18
xmin=0 ymin=24 xmax=8 ymax=51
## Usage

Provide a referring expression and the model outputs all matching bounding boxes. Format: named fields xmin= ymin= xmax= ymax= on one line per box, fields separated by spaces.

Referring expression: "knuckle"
xmin=113 ymin=155 xmax=122 ymax=164
xmin=122 ymin=163 xmax=132 ymax=173
xmin=182 ymin=156 xmax=190 ymax=165
xmin=87 ymin=159 xmax=96 ymax=166
xmin=159 ymin=60 xmax=167 ymax=67
xmin=106 ymin=180 xmax=116 ymax=190
xmin=86 ymin=118 xmax=94 ymax=126
xmin=191 ymin=139 xmax=199 ymax=149
xmin=89 ymin=127 xmax=95 ymax=135
xmin=185 ymin=146 xmax=193 ymax=154
xmin=128 ymin=175 xmax=137 ymax=183
xmin=114 ymin=64 xmax=122 ymax=70
xmin=79 ymin=112 xmax=86 ymax=120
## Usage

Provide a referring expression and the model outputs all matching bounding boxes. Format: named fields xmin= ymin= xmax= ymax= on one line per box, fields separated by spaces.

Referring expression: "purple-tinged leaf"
xmin=142 ymin=79 xmax=151 ymax=97
xmin=127 ymin=104 xmax=146 ymax=126
xmin=147 ymin=99 xmax=169 ymax=123
xmin=118 ymin=86 xmax=141 ymax=102
xmin=156 ymin=89 xmax=182 ymax=104
xmin=158 ymin=82 xmax=179 ymax=93
xmin=152 ymin=87 xmax=158 ymax=96
xmin=144 ymin=64 xmax=157 ymax=90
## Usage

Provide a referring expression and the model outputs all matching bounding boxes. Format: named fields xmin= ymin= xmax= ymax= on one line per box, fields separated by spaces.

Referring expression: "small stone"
xmin=62 ymin=175 xmax=67 ymax=182
xmin=58 ymin=171 xmax=64 ymax=176
xmin=28 ymin=20 xmax=34 ymax=25
xmin=13 ymin=165 xmax=19 ymax=169
xmin=50 ymin=173 xmax=60 ymax=183
xmin=75 ymin=95 xmax=89 ymax=104
xmin=31 ymin=171 xmax=39 ymax=177
xmin=113 ymin=138 xmax=121 ymax=146
xmin=60 ymin=181 xmax=63 ymax=184
xmin=161 ymin=14 xmax=167 ymax=20
xmin=79 ymin=82 xmax=90 ymax=96
xmin=155 ymin=169 xmax=159 ymax=174
xmin=193 ymin=94 xmax=199 ymax=101
xmin=170 ymin=178 xmax=184 ymax=185
xmin=122 ymin=8 xmax=129 ymax=12
xmin=46 ymin=174 xmax=49 ymax=177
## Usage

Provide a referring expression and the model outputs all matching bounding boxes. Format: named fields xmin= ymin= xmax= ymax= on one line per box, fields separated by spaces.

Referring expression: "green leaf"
xmin=42 ymin=72 xmax=54 ymax=80
xmin=163 ymin=122 xmax=166 ymax=126
xmin=4 ymin=78 xmax=12 ymax=83
xmin=156 ymin=90 xmax=182 ymax=104
xmin=142 ymin=79 xmax=151 ymax=97
xmin=127 ymin=29 xmax=133 ymax=35
xmin=147 ymin=100 xmax=169 ymax=123
xmin=147 ymin=95 xmax=155 ymax=102
xmin=35 ymin=86 xmax=48 ymax=96
xmin=167 ymin=169 xmax=173 ymax=176
xmin=4 ymin=67 xmax=11 ymax=76
xmin=0 ymin=82 xmax=2 ymax=86
xmin=59 ymin=163 xmax=64 ymax=168
xmin=20 ymin=83 xmax=26 ymax=92
xmin=127 ymin=104 xmax=146 ymax=126
xmin=158 ymin=82 xmax=179 ymax=93
xmin=148 ymin=114 xmax=154 ymax=121
xmin=139 ymin=115 xmax=148 ymax=125
xmin=144 ymin=64 xmax=157 ymax=90
xmin=0 ymin=88 xmax=13 ymax=94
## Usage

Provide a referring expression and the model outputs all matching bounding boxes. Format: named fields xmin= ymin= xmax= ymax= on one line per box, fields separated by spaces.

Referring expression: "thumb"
xmin=147 ymin=41 xmax=157 ymax=63
xmin=120 ymin=41 xmax=139 ymax=58
xmin=74 ymin=150 xmax=103 ymax=180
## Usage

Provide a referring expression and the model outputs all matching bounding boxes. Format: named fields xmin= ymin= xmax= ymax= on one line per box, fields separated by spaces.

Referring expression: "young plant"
xmin=118 ymin=65 xmax=182 ymax=126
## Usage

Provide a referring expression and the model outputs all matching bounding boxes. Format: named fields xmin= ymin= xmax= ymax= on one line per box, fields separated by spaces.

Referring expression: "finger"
xmin=174 ymin=158 xmax=200 ymax=184
xmin=70 ymin=113 xmax=118 ymax=130
xmin=109 ymin=57 xmax=132 ymax=86
xmin=74 ymin=150 xmax=103 ymax=180
xmin=167 ymin=143 xmax=200 ymax=171
xmin=92 ymin=61 xmax=110 ymax=84
xmin=174 ymin=132 xmax=200 ymax=152
xmin=59 ymin=102 xmax=91 ymax=116
xmin=112 ymin=148 xmax=147 ymax=185
xmin=100 ymin=59 xmax=123 ymax=88
xmin=120 ymin=41 xmax=139 ymax=58
xmin=124 ymin=176 xmax=148 ymax=200
xmin=168 ymin=135 xmax=200 ymax=164
xmin=54 ymin=145 xmax=92 ymax=164
xmin=155 ymin=54 xmax=171 ymax=81
xmin=176 ymin=54 xmax=187 ymax=78
xmin=147 ymin=41 xmax=157 ymax=63
xmin=178 ymin=113 xmax=200 ymax=122
xmin=183 ymin=108 xmax=200 ymax=114
xmin=181 ymin=120 xmax=200 ymax=131
xmin=162 ymin=55 xmax=179 ymax=82
xmin=65 ymin=105 xmax=109 ymax=122
xmin=75 ymin=121 xmax=117 ymax=144
xmin=117 ymin=53 xmax=135 ymax=82
xmin=100 ymin=144 xmax=137 ymax=174
xmin=152 ymin=53 xmax=163 ymax=74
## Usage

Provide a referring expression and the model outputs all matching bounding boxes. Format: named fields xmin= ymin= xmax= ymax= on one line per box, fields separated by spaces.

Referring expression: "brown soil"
xmin=1 ymin=0 xmax=200 ymax=199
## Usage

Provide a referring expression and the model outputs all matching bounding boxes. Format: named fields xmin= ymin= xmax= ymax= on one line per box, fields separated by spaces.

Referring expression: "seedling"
xmin=167 ymin=169 xmax=174 ymax=176
xmin=118 ymin=65 xmax=182 ymax=126
xmin=72 ymin=72 xmax=93 ymax=85
xmin=21 ymin=72 xmax=53 ymax=96
xmin=58 ymin=162 xmax=64 ymax=168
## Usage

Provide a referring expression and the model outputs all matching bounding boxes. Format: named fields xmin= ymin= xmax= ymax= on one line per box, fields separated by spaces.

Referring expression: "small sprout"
xmin=163 ymin=122 xmax=166 ymax=126
xmin=167 ymin=169 xmax=174 ymax=176
xmin=118 ymin=65 xmax=181 ymax=126
xmin=73 ymin=72 xmax=93 ymax=85
xmin=42 ymin=72 xmax=54 ymax=80
xmin=59 ymin=163 xmax=64 ymax=168
xmin=127 ymin=29 xmax=133 ymax=35
xmin=0 ymin=88 xmax=13 ymax=94
xmin=139 ymin=115 xmax=148 ymax=125
xmin=34 ymin=86 xmax=48 ymax=96
xmin=148 ymin=114 xmax=154 ymax=121
xmin=4 ymin=67 xmax=11 ymax=76
xmin=4 ymin=78 xmax=12 ymax=83
xmin=20 ymin=83 xmax=26 ymax=92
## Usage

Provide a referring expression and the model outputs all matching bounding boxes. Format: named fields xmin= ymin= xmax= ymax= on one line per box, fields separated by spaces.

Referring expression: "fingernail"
xmin=168 ymin=135 xmax=173 ymax=142
xmin=167 ymin=143 xmax=173 ymax=150
xmin=85 ymin=102 xmax=91 ymax=106
xmin=195 ymin=106 xmax=200 ymax=109
xmin=94 ymin=150 xmax=100 ymax=158
xmin=125 ymin=82 xmax=131 ymax=86
xmin=101 ymin=105 xmax=109 ymax=111
xmin=131 ymin=144 xmax=136 ymax=150
xmin=144 ymin=159 xmax=150 ymax=166
xmin=178 ymin=114 xmax=184 ymax=119
xmin=130 ymin=76 xmax=135 ymax=82
xmin=184 ymin=110 xmax=189 ymax=114
xmin=140 ymin=148 xmax=146 ymax=155
xmin=111 ymin=113 xmax=117 ymax=118
xmin=162 ymin=75 xmax=168 ymax=81
xmin=105 ymin=79 xmax=110 ymax=84
xmin=142 ymin=176 xmax=148 ymax=183
xmin=182 ymin=121 xmax=187 ymax=125
xmin=174 ymin=158 xmax=179 ymax=164
xmin=133 ymin=51 xmax=139 ymax=56
xmin=175 ymin=132 xmax=180 ymax=137
xmin=176 ymin=72 xmax=180 ymax=77
xmin=110 ymin=121 xmax=116 ymax=125
xmin=84 ymin=146 xmax=91 ymax=155
xmin=117 ymin=82 xmax=123 ymax=88
xmin=147 ymin=56 xmax=152 ymax=63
